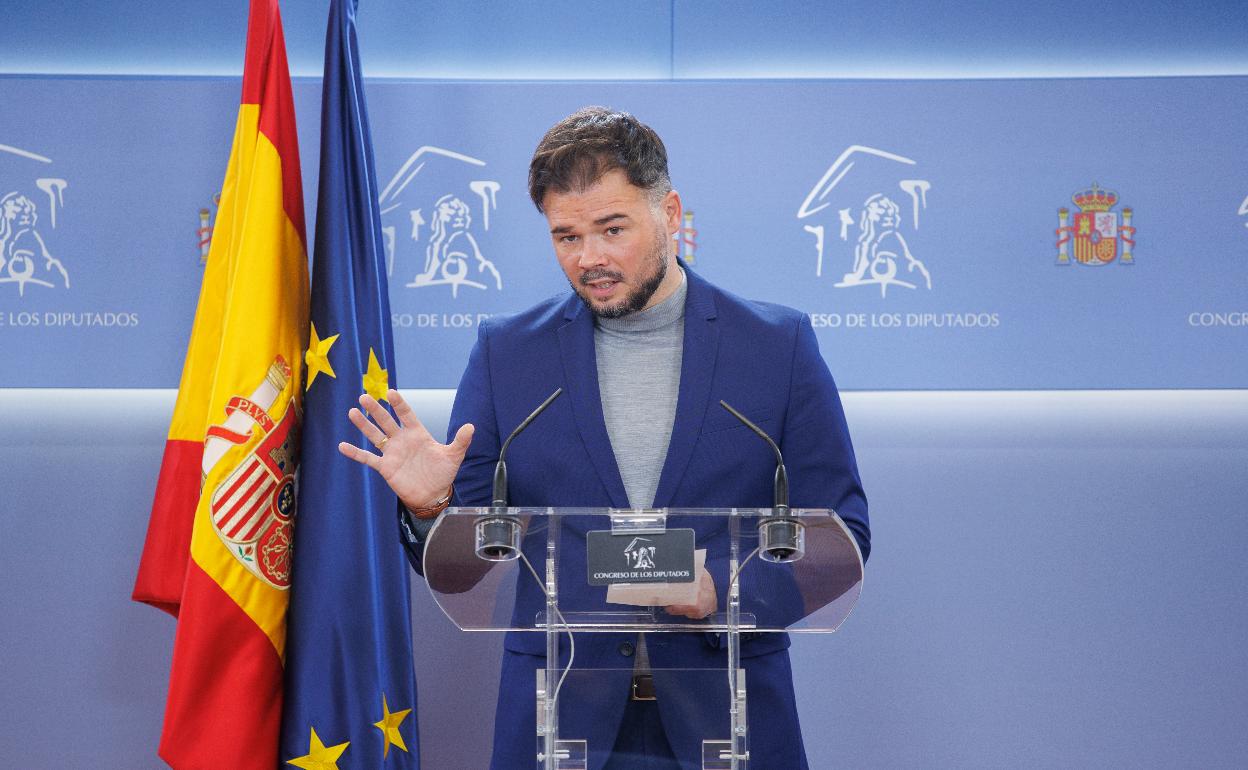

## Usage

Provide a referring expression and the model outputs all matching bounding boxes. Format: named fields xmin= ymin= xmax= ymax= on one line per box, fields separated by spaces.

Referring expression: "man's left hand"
xmin=666 ymin=567 xmax=717 ymax=620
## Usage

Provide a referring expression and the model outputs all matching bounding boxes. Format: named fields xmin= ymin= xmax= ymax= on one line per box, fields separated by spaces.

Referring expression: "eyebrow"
xmin=550 ymin=212 xmax=630 ymax=235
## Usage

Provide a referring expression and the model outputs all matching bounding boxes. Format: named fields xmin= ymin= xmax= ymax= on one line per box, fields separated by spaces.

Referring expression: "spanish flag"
xmin=132 ymin=1 xmax=308 ymax=767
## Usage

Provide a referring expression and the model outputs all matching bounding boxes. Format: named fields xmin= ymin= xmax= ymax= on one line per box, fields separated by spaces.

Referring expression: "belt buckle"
xmin=631 ymin=673 xmax=656 ymax=701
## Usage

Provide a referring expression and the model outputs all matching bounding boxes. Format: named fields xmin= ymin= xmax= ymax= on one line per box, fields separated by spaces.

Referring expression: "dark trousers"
xmin=601 ymin=697 xmax=682 ymax=770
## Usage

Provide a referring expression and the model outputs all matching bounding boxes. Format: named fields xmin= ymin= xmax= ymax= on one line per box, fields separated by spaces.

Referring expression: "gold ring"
xmin=376 ymin=436 xmax=390 ymax=450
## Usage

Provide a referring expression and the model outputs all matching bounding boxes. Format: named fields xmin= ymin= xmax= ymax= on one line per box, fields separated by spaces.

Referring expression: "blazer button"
xmin=618 ymin=642 xmax=635 ymax=657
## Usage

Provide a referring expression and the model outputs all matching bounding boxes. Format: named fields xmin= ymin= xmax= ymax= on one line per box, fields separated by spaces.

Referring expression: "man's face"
xmin=543 ymin=168 xmax=682 ymax=319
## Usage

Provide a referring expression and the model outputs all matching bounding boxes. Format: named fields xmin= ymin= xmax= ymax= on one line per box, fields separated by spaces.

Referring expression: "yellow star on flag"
xmin=362 ymin=347 xmax=389 ymax=403
xmin=304 ymin=322 xmax=340 ymax=390
xmin=373 ymin=692 xmax=413 ymax=758
xmin=286 ymin=727 xmax=349 ymax=770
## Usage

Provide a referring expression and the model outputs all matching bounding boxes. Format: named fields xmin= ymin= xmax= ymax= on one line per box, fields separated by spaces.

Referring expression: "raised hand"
xmin=337 ymin=388 xmax=474 ymax=511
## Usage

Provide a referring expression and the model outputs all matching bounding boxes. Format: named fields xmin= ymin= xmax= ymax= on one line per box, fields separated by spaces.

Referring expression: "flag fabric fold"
xmin=280 ymin=0 xmax=420 ymax=767
xmin=132 ymin=0 xmax=308 ymax=767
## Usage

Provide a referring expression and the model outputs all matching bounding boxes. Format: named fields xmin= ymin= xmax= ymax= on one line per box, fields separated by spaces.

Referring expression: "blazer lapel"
xmin=557 ymin=298 xmax=630 ymax=508
xmin=652 ymin=267 xmax=720 ymax=508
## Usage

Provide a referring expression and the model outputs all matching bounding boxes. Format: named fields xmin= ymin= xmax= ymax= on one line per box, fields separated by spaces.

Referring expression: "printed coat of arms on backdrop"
xmin=1056 ymin=183 xmax=1136 ymax=265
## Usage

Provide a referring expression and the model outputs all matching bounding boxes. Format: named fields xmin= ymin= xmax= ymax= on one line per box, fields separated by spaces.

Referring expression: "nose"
xmin=577 ymin=236 xmax=608 ymax=269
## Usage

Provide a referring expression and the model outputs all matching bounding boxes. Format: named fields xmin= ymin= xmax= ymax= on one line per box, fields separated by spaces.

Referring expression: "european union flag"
xmin=281 ymin=0 xmax=419 ymax=767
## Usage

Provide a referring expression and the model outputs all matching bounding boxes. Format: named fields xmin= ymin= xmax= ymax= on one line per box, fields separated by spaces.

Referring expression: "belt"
xmin=630 ymin=673 xmax=656 ymax=701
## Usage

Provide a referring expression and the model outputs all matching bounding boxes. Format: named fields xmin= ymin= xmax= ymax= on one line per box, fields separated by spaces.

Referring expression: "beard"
xmin=572 ymin=228 xmax=670 ymax=319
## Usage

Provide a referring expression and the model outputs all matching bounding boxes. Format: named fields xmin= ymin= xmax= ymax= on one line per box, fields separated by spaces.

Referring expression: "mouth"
xmin=581 ymin=271 xmax=624 ymax=300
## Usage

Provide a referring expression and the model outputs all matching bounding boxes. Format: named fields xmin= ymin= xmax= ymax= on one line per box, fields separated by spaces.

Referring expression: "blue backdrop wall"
xmin=3 ymin=76 xmax=1246 ymax=389
xmin=1 ymin=2 xmax=1246 ymax=768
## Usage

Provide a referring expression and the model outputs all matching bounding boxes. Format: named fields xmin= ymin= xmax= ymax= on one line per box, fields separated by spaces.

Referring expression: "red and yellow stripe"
xmin=132 ymin=1 xmax=308 ymax=767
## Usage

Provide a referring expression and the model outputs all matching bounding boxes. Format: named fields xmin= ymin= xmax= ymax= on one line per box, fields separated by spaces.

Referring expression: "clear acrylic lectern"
xmin=423 ymin=507 xmax=863 ymax=769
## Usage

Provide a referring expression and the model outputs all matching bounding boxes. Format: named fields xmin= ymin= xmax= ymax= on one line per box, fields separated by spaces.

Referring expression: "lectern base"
xmin=703 ymin=740 xmax=749 ymax=769
xmin=536 ymin=739 xmax=586 ymax=770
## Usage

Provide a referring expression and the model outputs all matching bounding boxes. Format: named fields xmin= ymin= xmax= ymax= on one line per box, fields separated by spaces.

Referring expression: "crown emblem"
xmin=1071 ymin=183 xmax=1118 ymax=213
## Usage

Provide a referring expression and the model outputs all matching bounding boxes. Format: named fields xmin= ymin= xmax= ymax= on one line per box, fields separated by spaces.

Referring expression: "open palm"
xmin=337 ymin=388 xmax=474 ymax=511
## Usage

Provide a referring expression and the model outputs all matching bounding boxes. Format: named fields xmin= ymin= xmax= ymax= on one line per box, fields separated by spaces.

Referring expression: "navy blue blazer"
xmin=439 ymin=263 xmax=869 ymax=769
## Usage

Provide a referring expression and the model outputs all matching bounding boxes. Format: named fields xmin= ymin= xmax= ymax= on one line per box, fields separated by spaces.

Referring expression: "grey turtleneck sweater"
xmin=594 ymin=267 xmax=687 ymax=674
xmin=593 ymin=268 xmax=687 ymax=509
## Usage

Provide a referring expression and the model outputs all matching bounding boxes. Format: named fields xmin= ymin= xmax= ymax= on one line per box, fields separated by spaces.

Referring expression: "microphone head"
xmin=493 ymin=388 xmax=563 ymax=509
xmin=774 ymin=463 xmax=789 ymax=510
xmin=491 ymin=459 xmax=508 ymax=508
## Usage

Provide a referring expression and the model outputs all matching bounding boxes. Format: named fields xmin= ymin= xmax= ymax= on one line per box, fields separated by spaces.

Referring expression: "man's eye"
xmin=559 ymin=235 xmax=580 ymax=244
xmin=606 ymin=226 xmax=622 ymax=236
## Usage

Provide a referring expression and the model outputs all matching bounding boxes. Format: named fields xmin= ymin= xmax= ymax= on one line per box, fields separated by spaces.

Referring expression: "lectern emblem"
xmin=624 ymin=538 xmax=657 ymax=570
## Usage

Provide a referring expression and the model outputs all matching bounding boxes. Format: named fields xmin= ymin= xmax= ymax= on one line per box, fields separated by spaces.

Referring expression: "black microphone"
xmin=492 ymin=387 xmax=563 ymax=507
xmin=719 ymin=400 xmax=804 ymax=563
xmin=476 ymin=388 xmax=563 ymax=561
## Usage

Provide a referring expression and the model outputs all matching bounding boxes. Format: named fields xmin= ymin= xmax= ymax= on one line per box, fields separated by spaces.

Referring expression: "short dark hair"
xmin=528 ymin=106 xmax=672 ymax=212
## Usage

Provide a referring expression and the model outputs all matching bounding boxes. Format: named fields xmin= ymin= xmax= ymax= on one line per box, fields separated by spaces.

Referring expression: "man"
xmin=340 ymin=107 xmax=870 ymax=769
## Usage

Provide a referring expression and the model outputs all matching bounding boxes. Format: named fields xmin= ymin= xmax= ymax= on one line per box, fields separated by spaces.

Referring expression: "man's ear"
xmin=662 ymin=189 xmax=683 ymax=236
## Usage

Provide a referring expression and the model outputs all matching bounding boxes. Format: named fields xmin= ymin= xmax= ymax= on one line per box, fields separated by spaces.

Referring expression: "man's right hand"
xmin=337 ymin=388 xmax=474 ymax=512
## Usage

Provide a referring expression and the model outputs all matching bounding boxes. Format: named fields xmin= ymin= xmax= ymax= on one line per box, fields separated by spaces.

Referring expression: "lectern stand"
xmin=423 ymin=507 xmax=863 ymax=769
